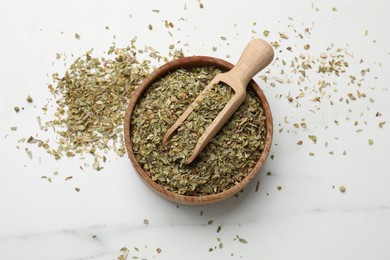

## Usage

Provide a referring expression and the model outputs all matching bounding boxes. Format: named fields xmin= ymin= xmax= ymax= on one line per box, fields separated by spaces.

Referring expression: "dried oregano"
xmin=39 ymin=43 xmax=151 ymax=160
xmin=168 ymin=82 xmax=234 ymax=163
xmin=131 ymin=67 xmax=266 ymax=196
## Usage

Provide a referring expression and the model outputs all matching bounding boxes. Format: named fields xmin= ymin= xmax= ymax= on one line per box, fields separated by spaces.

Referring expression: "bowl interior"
xmin=124 ymin=56 xmax=273 ymax=205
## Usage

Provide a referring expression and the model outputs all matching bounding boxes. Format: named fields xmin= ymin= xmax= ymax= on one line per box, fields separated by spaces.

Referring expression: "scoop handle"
xmin=229 ymin=39 xmax=274 ymax=87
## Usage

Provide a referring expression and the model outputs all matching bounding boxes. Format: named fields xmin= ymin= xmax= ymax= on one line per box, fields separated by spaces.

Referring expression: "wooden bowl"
xmin=124 ymin=56 xmax=273 ymax=205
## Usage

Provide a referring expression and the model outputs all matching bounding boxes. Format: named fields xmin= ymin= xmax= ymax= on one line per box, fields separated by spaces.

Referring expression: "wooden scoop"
xmin=163 ymin=39 xmax=274 ymax=164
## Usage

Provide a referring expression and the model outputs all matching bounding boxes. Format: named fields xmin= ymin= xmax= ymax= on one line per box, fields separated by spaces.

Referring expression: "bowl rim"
xmin=124 ymin=56 xmax=273 ymax=205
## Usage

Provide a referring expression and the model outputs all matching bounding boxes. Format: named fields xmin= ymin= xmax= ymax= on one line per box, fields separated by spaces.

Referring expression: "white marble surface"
xmin=1 ymin=0 xmax=390 ymax=259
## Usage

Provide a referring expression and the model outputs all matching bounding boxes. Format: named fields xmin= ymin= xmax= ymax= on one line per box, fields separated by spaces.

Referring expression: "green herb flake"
xmin=93 ymin=158 xmax=102 ymax=171
xmin=26 ymin=95 xmax=33 ymax=103
xmin=368 ymin=139 xmax=374 ymax=145
xmin=263 ymin=30 xmax=270 ymax=37
xmin=308 ymin=135 xmax=317 ymax=144
xmin=75 ymin=33 xmax=80 ymax=40
xmin=10 ymin=127 xmax=17 ymax=131
xmin=14 ymin=106 xmax=20 ymax=113
xmin=239 ymin=238 xmax=248 ymax=244
xmin=339 ymin=185 xmax=346 ymax=193
xmin=235 ymin=235 xmax=248 ymax=244
xmin=25 ymin=148 xmax=32 ymax=159
xmin=216 ymin=225 xmax=222 ymax=233
xmin=117 ymin=247 xmax=129 ymax=260
xmin=27 ymin=136 xmax=37 ymax=143
xmin=143 ymin=219 xmax=149 ymax=225
xmin=279 ymin=32 xmax=288 ymax=39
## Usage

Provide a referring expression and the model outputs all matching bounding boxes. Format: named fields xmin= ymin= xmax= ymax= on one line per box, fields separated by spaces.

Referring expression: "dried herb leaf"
xmin=25 ymin=148 xmax=32 ymax=159
xmin=279 ymin=32 xmax=288 ymax=39
xmin=217 ymin=225 xmax=222 ymax=233
xmin=27 ymin=136 xmax=37 ymax=143
xmin=117 ymin=247 xmax=129 ymax=260
xmin=235 ymin=235 xmax=248 ymax=244
xmin=308 ymin=135 xmax=317 ymax=144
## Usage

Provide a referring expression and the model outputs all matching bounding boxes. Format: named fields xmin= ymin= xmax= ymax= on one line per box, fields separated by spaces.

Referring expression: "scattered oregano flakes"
xmin=36 ymin=44 xmax=151 ymax=161
xmin=234 ymin=235 xmax=248 ymax=244
xmin=117 ymin=247 xmax=129 ymax=260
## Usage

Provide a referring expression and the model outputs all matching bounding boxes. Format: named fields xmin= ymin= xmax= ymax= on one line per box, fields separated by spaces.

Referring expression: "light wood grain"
xmin=163 ymin=39 xmax=274 ymax=164
xmin=124 ymin=56 xmax=273 ymax=205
